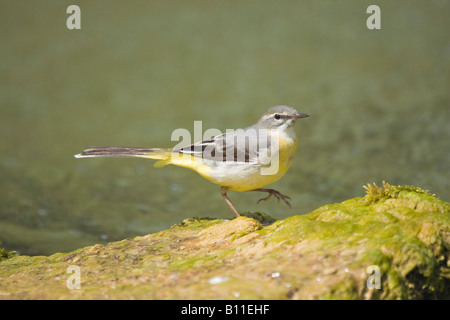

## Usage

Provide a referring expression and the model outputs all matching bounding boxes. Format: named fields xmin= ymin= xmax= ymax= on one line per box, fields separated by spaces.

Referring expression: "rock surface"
xmin=0 ymin=183 xmax=449 ymax=299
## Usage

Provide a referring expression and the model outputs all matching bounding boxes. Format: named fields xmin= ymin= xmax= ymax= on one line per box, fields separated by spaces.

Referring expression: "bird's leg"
xmin=220 ymin=186 xmax=240 ymax=217
xmin=251 ymin=188 xmax=291 ymax=208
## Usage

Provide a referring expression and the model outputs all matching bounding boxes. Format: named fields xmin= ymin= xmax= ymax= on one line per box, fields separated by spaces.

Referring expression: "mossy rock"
xmin=0 ymin=182 xmax=449 ymax=299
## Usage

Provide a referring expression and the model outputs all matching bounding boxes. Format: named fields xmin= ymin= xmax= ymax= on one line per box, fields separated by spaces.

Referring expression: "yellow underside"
xmin=147 ymin=135 xmax=298 ymax=192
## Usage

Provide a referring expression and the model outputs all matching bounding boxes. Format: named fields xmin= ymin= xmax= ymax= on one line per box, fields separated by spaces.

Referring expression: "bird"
xmin=75 ymin=105 xmax=309 ymax=217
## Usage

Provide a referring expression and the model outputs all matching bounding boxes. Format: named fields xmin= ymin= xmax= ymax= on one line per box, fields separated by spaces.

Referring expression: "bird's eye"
xmin=274 ymin=114 xmax=281 ymax=120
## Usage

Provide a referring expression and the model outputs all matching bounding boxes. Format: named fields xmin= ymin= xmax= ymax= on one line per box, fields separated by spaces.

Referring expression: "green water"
xmin=1 ymin=1 xmax=449 ymax=255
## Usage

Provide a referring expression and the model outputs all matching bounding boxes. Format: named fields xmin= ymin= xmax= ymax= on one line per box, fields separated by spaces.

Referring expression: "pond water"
xmin=1 ymin=1 xmax=449 ymax=255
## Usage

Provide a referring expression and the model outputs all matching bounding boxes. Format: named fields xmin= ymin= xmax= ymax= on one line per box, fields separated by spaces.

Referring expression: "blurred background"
xmin=0 ymin=1 xmax=449 ymax=255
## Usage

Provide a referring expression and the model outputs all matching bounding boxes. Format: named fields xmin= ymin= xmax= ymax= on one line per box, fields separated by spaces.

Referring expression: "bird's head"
xmin=257 ymin=105 xmax=309 ymax=130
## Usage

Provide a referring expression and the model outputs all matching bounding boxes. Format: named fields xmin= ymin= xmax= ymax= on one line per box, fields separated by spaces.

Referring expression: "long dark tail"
xmin=74 ymin=146 xmax=172 ymax=160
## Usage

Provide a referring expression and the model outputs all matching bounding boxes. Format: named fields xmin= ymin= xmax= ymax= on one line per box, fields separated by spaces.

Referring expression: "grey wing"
xmin=173 ymin=126 xmax=271 ymax=163
xmin=173 ymin=133 xmax=226 ymax=160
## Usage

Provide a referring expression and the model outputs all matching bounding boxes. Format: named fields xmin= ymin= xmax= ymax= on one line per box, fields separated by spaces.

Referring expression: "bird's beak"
xmin=293 ymin=112 xmax=310 ymax=119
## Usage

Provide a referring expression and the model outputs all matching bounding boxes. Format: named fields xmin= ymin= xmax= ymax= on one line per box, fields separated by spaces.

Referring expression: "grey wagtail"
xmin=75 ymin=105 xmax=309 ymax=217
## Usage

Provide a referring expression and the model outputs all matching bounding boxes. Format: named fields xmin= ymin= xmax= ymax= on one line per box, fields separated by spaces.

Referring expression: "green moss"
xmin=240 ymin=212 xmax=276 ymax=226
xmin=364 ymin=181 xmax=433 ymax=202
xmin=322 ymin=279 xmax=360 ymax=300
xmin=0 ymin=182 xmax=449 ymax=299
xmin=169 ymin=217 xmax=223 ymax=230
xmin=170 ymin=254 xmax=218 ymax=270
xmin=0 ymin=248 xmax=16 ymax=261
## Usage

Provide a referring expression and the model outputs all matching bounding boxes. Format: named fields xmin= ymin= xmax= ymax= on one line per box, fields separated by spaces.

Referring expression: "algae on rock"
xmin=0 ymin=249 xmax=15 ymax=262
xmin=0 ymin=183 xmax=449 ymax=299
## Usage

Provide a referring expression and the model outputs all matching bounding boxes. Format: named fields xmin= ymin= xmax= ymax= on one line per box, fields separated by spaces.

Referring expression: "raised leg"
xmin=220 ymin=186 xmax=240 ymax=217
xmin=251 ymin=188 xmax=291 ymax=208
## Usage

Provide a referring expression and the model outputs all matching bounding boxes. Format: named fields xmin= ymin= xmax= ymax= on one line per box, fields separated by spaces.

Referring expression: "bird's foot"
xmin=253 ymin=188 xmax=291 ymax=208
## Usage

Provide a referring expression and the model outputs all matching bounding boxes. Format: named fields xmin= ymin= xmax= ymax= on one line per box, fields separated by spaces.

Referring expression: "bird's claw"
xmin=257 ymin=189 xmax=291 ymax=208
